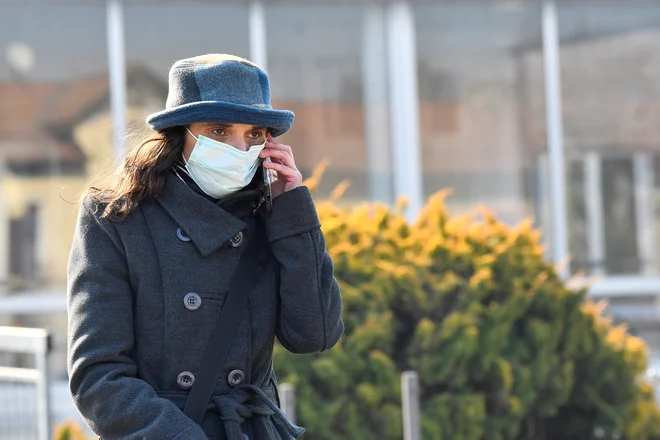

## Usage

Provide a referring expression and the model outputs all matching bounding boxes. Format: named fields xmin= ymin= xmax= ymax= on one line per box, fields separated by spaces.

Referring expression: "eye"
xmin=211 ymin=128 xmax=226 ymax=136
xmin=249 ymin=130 xmax=265 ymax=139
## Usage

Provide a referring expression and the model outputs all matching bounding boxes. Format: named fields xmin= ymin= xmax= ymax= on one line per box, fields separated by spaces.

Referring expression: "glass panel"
xmin=414 ymin=2 xmax=544 ymax=226
xmin=566 ymin=159 xmax=589 ymax=274
xmin=553 ymin=3 xmax=660 ymax=275
xmin=654 ymin=156 xmax=660 ymax=271
xmin=601 ymin=158 xmax=639 ymax=274
xmin=265 ymin=4 xmax=392 ymax=203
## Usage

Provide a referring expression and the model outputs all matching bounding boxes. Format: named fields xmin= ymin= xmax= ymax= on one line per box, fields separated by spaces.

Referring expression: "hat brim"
xmin=146 ymin=101 xmax=295 ymax=138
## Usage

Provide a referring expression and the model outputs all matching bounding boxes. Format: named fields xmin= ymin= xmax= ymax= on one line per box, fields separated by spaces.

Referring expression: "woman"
xmin=67 ymin=54 xmax=344 ymax=440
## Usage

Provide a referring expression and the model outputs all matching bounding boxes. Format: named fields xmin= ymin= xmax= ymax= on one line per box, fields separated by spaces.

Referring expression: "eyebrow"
xmin=204 ymin=123 xmax=266 ymax=130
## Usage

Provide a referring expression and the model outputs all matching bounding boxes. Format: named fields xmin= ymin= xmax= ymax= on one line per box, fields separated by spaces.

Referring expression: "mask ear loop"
xmin=185 ymin=126 xmax=199 ymax=141
xmin=182 ymin=126 xmax=199 ymax=167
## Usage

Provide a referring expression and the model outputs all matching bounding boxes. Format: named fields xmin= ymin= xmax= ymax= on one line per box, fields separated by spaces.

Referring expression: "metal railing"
xmin=0 ymin=326 xmax=51 ymax=440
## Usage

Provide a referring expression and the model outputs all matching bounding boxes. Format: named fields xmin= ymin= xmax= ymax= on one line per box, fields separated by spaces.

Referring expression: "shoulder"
xmin=74 ymin=193 xmax=143 ymax=260
xmin=79 ymin=190 xmax=145 ymax=225
xmin=77 ymin=193 xmax=132 ymax=243
xmin=80 ymin=192 xmax=108 ymax=218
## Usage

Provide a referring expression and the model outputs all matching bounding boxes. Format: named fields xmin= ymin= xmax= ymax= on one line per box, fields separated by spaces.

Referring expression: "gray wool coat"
xmin=66 ymin=172 xmax=344 ymax=440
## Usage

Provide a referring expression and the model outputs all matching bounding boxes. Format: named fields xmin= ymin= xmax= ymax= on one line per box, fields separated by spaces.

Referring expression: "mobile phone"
xmin=262 ymin=157 xmax=273 ymax=211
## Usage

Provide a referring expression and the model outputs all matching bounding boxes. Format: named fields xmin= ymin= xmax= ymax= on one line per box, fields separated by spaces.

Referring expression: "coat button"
xmin=183 ymin=292 xmax=201 ymax=311
xmin=177 ymin=227 xmax=191 ymax=242
xmin=229 ymin=231 xmax=244 ymax=248
xmin=228 ymin=369 xmax=245 ymax=387
xmin=177 ymin=371 xmax=195 ymax=390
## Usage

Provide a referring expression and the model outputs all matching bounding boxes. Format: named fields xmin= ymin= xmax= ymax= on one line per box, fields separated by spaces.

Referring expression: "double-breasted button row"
xmin=177 ymin=371 xmax=195 ymax=389
xmin=183 ymin=292 xmax=201 ymax=311
xmin=177 ymin=370 xmax=244 ymax=390
xmin=177 ymin=227 xmax=245 ymax=249
xmin=177 ymin=227 xmax=246 ymax=250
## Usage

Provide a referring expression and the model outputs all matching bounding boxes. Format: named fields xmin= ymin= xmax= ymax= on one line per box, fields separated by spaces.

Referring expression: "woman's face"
xmin=183 ymin=122 xmax=268 ymax=160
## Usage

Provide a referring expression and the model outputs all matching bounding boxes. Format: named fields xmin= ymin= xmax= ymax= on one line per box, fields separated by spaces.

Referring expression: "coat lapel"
xmin=154 ymin=173 xmax=247 ymax=256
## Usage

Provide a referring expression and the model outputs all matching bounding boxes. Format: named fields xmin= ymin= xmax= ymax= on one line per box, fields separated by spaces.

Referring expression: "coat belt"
xmin=159 ymin=385 xmax=305 ymax=440
xmin=213 ymin=384 xmax=305 ymax=440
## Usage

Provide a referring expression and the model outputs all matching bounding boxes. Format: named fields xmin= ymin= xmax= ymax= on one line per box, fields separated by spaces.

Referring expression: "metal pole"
xmin=249 ymin=2 xmax=268 ymax=71
xmin=401 ymin=371 xmax=421 ymax=440
xmin=542 ymin=0 xmax=569 ymax=278
xmin=107 ymin=0 xmax=128 ymax=163
xmin=386 ymin=2 xmax=423 ymax=223
xmin=34 ymin=333 xmax=50 ymax=440
xmin=279 ymin=383 xmax=296 ymax=423
xmin=363 ymin=5 xmax=393 ymax=204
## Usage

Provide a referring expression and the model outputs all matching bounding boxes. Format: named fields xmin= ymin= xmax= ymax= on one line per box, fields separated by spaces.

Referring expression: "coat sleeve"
xmin=67 ymin=197 xmax=207 ymax=440
xmin=264 ymin=186 xmax=344 ymax=354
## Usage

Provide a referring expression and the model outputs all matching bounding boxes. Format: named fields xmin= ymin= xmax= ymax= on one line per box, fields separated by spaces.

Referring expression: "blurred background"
xmin=3 ymin=0 xmax=660 ymax=437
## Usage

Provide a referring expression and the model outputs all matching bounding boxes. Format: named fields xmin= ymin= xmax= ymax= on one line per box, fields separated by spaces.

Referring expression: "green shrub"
xmin=274 ymin=187 xmax=660 ymax=440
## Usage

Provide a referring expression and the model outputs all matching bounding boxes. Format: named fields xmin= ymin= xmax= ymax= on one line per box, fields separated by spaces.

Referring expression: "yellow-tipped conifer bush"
xmin=52 ymin=420 xmax=89 ymax=440
xmin=273 ymin=182 xmax=660 ymax=440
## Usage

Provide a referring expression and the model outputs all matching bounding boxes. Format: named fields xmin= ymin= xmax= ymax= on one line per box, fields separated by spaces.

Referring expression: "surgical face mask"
xmin=183 ymin=127 xmax=265 ymax=199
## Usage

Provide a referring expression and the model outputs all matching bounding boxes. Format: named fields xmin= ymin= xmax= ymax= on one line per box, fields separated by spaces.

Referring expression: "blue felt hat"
xmin=146 ymin=54 xmax=294 ymax=137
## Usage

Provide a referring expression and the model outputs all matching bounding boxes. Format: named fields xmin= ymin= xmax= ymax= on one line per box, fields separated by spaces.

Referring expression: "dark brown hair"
xmin=83 ymin=126 xmax=185 ymax=220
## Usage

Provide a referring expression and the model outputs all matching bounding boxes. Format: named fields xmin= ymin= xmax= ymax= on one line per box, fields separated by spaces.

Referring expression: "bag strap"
xmin=183 ymin=229 xmax=260 ymax=424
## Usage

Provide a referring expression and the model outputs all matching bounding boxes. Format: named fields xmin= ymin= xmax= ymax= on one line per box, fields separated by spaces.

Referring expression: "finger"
xmin=263 ymin=160 xmax=301 ymax=179
xmin=260 ymin=149 xmax=296 ymax=169
xmin=265 ymin=140 xmax=293 ymax=155
xmin=260 ymin=148 xmax=293 ymax=163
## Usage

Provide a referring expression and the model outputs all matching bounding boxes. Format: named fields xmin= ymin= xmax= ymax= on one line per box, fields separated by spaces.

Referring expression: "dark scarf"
xmin=172 ymin=159 xmax=266 ymax=219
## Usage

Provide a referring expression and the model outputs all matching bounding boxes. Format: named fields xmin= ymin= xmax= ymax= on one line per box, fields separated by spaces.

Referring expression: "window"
xmin=414 ymin=2 xmax=545 ymax=228
xmin=537 ymin=150 xmax=660 ymax=276
xmin=8 ymin=204 xmax=39 ymax=291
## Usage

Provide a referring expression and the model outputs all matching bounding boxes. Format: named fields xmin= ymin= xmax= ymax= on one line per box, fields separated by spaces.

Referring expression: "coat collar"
xmin=154 ymin=172 xmax=248 ymax=256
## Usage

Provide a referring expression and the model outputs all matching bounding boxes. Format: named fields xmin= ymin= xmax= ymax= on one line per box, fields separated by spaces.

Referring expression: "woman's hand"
xmin=259 ymin=132 xmax=302 ymax=198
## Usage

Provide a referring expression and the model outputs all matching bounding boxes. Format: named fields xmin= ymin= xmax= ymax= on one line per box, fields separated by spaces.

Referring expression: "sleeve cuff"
xmin=265 ymin=186 xmax=321 ymax=243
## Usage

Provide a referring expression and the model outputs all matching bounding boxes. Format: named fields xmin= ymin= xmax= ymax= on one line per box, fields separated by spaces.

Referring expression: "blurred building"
xmin=1 ymin=0 xmax=660 ymax=388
